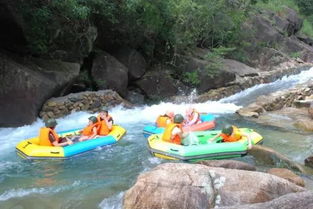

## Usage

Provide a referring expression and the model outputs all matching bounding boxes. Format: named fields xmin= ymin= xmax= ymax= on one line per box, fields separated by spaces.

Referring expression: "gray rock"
xmin=91 ymin=51 xmax=128 ymax=97
xmin=198 ymin=160 xmax=256 ymax=171
xmin=0 ymin=52 xmax=80 ymax=127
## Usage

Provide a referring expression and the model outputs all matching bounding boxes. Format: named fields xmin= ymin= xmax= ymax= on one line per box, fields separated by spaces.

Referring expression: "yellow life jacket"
xmin=39 ymin=127 xmax=60 ymax=146
xmin=162 ymin=123 xmax=182 ymax=144
xmin=156 ymin=115 xmax=171 ymax=127
xmin=221 ymin=126 xmax=242 ymax=142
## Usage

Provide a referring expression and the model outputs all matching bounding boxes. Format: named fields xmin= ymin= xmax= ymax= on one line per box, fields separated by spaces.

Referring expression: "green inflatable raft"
xmin=146 ymin=128 xmax=263 ymax=161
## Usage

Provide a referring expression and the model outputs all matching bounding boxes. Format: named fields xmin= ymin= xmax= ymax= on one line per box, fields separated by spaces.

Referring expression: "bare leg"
xmin=78 ymin=136 xmax=90 ymax=142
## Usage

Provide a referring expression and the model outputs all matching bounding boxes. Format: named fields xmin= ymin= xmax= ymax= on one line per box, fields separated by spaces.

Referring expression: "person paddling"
xmin=39 ymin=118 xmax=73 ymax=147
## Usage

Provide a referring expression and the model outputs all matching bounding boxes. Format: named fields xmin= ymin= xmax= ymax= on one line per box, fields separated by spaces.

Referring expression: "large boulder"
xmin=91 ymin=51 xmax=128 ymax=97
xmin=111 ymin=47 xmax=146 ymax=81
xmin=0 ymin=52 xmax=80 ymax=127
xmin=267 ymin=168 xmax=305 ymax=187
xmin=219 ymin=191 xmax=313 ymax=209
xmin=198 ymin=160 xmax=256 ymax=171
xmin=176 ymin=55 xmax=236 ymax=93
xmin=123 ymin=163 xmax=305 ymax=209
xmin=305 ymin=156 xmax=313 ymax=169
xmin=222 ymin=59 xmax=259 ymax=77
xmin=135 ymin=67 xmax=187 ymax=100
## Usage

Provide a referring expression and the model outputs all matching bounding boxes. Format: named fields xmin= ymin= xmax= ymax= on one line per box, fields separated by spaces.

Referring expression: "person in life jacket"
xmin=78 ymin=116 xmax=99 ymax=142
xmin=208 ymin=125 xmax=252 ymax=149
xmin=97 ymin=109 xmax=114 ymax=136
xmin=162 ymin=114 xmax=185 ymax=145
xmin=184 ymin=107 xmax=201 ymax=126
xmin=155 ymin=110 xmax=174 ymax=127
xmin=39 ymin=118 xmax=73 ymax=147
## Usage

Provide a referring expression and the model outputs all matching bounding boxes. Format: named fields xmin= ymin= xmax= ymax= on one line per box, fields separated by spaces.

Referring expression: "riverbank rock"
xmin=305 ymin=156 xmax=313 ymax=169
xmin=0 ymin=52 xmax=80 ymax=127
xmin=192 ymin=64 xmax=311 ymax=103
xmin=237 ymin=80 xmax=313 ymax=131
xmin=91 ymin=50 xmax=128 ymax=97
xmin=267 ymin=168 xmax=305 ymax=187
xmin=40 ymin=90 xmax=131 ymax=120
xmin=123 ymin=163 xmax=305 ymax=209
xmin=218 ymin=191 xmax=313 ymax=209
xmin=198 ymin=159 xmax=256 ymax=171
xmin=248 ymin=145 xmax=312 ymax=174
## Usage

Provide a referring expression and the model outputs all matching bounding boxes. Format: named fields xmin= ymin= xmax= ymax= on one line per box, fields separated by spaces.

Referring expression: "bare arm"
xmin=88 ymin=127 xmax=98 ymax=139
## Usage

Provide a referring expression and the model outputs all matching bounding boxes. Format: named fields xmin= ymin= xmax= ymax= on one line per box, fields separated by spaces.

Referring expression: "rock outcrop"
xmin=0 ymin=52 xmax=80 ymax=127
xmin=91 ymin=51 xmax=128 ymax=97
xmin=198 ymin=159 xmax=256 ymax=171
xmin=39 ymin=90 xmax=131 ymax=120
xmin=123 ymin=163 xmax=305 ymax=209
xmin=267 ymin=168 xmax=305 ymax=187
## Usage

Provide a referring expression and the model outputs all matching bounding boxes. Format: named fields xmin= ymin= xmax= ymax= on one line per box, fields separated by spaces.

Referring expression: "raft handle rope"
xmin=170 ymin=148 xmax=179 ymax=152
xmin=50 ymin=151 xmax=60 ymax=154
xmin=23 ymin=141 xmax=32 ymax=149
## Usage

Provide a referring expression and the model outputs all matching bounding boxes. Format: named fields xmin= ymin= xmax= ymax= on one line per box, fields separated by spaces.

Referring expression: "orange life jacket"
xmin=220 ymin=126 xmax=242 ymax=142
xmin=97 ymin=115 xmax=113 ymax=136
xmin=82 ymin=123 xmax=99 ymax=136
xmin=162 ymin=123 xmax=183 ymax=145
xmin=156 ymin=115 xmax=171 ymax=127
xmin=39 ymin=127 xmax=60 ymax=146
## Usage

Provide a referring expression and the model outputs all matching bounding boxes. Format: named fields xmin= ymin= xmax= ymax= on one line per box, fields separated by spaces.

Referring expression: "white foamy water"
xmin=221 ymin=66 xmax=313 ymax=105
xmin=98 ymin=192 xmax=123 ymax=209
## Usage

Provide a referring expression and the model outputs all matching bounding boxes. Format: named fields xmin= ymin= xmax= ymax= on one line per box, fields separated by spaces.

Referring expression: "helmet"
xmin=45 ymin=118 xmax=57 ymax=128
xmin=173 ymin=114 xmax=184 ymax=123
xmin=88 ymin=116 xmax=98 ymax=124
xmin=100 ymin=106 xmax=108 ymax=113
xmin=222 ymin=125 xmax=233 ymax=135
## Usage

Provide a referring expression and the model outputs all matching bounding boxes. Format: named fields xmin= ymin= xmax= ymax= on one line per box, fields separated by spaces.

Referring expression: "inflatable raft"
xmin=16 ymin=125 xmax=126 ymax=159
xmin=146 ymin=128 xmax=263 ymax=161
xmin=143 ymin=114 xmax=215 ymax=138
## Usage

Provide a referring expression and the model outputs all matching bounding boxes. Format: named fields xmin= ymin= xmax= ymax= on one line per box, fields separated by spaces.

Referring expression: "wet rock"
xmin=304 ymin=156 xmax=313 ymax=169
xmin=248 ymin=145 xmax=311 ymax=174
xmin=123 ymin=163 xmax=305 ymax=209
xmin=112 ymin=47 xmax=146 ymax=81
xmin=0 ymin=52 xmax=80 ymax=127
xmin=222 ymin=59 xmax=259 ymax=77
xmin=126 ymin=90 xmax=145 ymax=105
xmin=218 ymin=191 xmax=313 ymax=209
xmin=40 ymin=90 xmax=132 ymax=120
xmin=91 ymin=50 xmax=128 ymax=97
xmin=198 ymin=160 xmax=256 ymax=171
xmin=267 ymin=168 xmax=305 ymax=187
xmin=309 ymin=102 xmax=313 ymax=119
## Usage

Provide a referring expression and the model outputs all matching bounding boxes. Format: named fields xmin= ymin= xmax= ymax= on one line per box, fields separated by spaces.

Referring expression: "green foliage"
xmin=183 ymin=71 xmax=200 ymax=86
xmin=296 ymin=0 xmax=313 ymax=16
xmin=301 ymin=18 xmax=313 ymax=37
xmin=290 ymin=51 xmax=301 ymax=58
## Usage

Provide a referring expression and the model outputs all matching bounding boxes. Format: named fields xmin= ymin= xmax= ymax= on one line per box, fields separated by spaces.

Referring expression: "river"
xmin=0 ymin=68 xmax=313 ymax=209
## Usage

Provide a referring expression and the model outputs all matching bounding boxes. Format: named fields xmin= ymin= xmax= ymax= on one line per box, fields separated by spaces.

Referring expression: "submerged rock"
xmin=123 ymin=163 xmax=305 ymax=209
xmin=305 ymin=156 xmax=313 ymax=169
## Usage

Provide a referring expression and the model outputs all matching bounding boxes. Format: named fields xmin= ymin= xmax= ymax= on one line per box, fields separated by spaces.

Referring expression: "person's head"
xmin=165 ymin=110 xmax=174 ymax=118
xmin=45 ymin=118 xmax=57 ymax=129
xmin=99 ymin=107 xmax=109 ymax=118
xmin=221 ymin=125 xmax=234 ymax=136
xmin=88 ymin=116 xmax=98 ymax=124
xmin=173 ymin=114 xmax=184 ymax=124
